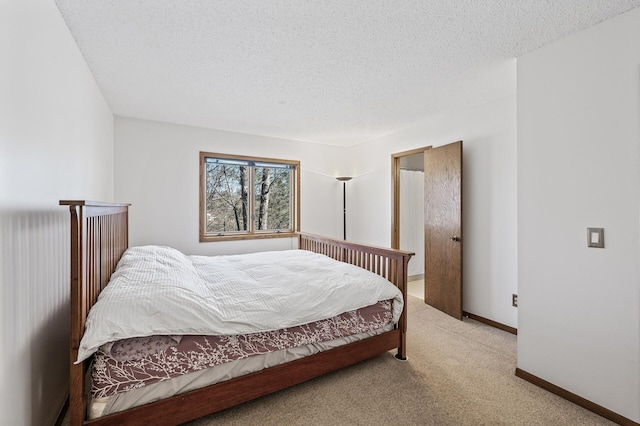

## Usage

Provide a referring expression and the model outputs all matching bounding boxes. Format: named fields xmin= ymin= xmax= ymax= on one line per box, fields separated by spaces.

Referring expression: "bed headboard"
xmin=60 ymin=200 xmax=130 ymax=424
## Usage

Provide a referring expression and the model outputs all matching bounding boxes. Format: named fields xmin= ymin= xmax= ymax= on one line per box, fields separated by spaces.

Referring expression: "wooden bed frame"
xmin=61 ymin=200 xmax=413 ymax=426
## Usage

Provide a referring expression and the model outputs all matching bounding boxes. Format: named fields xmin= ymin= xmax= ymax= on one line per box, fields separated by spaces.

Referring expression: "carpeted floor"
xmin=63 ymin=295 xmax=615 ymax=425
xmin=182 ymin=296 xmax=614 ymax=426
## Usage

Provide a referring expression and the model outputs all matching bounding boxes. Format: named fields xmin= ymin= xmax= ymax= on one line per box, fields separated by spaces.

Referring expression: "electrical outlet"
xmin=512 ymin=294 xmax=518 ymax=308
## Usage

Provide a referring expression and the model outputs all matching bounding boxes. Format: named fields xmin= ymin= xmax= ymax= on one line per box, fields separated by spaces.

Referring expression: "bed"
xmin=61 ymin=200 xmax=413 ymax=425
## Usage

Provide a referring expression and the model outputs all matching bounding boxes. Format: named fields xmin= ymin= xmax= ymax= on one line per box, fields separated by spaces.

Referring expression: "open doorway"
xmin=392 ymin=142 xmax=463 ymax=320
xmin=391 ymin=148 xmax=430 ymax=301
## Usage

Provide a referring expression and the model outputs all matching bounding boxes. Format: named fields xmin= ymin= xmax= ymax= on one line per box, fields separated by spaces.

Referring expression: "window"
xmin=200 ymin=152 xmax=300 ymax=241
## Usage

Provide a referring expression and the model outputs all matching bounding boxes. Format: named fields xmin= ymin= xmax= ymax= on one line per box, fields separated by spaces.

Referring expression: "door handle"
xmin=449 ymin=236 xmax=460 ymax=242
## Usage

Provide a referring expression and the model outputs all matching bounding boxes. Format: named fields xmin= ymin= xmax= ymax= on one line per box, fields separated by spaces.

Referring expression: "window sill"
xmin=199 ymin=232 xmax=298 ymax=243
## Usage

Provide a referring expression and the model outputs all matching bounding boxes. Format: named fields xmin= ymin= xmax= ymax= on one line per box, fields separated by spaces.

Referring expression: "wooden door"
xmin=424 ymin=141 xmax=463 ymax=320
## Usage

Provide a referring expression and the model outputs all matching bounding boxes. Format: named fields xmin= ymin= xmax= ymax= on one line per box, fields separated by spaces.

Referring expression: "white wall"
xmin=399 ymin=169 xmax=424 ymax=277
xmin=114 ymin=117 xmax=346 ymax=255
xmin=0 ymin=1 xmax=114 ymax=425
xmin=114 ymin=94 xmax=519 ymax=329
xmin=346 ymin=94 xmax=518 ymax=328
xmin=517 ymin=7 xmax=640 ymax=422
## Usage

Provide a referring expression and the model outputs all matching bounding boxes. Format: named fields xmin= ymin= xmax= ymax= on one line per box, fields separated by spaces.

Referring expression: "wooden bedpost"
xmin=60 ymin=200 xmax=130 ymax=426
xmin=297 ymin=233 xmax=413 ymax=360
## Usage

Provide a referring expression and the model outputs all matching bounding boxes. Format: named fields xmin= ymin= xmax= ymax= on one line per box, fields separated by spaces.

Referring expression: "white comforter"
xmin=77 ymin=245 xmax=403 ymax=363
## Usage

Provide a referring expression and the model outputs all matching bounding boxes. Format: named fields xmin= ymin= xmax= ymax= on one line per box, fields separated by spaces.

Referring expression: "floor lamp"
xmin=336 ymin=177 xmax=352 ymax=240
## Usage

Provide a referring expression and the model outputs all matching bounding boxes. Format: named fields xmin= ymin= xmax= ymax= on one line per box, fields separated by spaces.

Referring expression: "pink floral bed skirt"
xmin=91 ymin=300 xmax=394 ymax=399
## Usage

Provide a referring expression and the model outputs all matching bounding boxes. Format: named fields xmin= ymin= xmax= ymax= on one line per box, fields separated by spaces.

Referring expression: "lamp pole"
xmin=336 ymin=177 xmax=352 ymax=240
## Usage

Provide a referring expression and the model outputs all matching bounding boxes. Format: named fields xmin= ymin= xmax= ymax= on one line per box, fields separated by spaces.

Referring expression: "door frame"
xmin=390 ymin=146 xmax=431 ymax=250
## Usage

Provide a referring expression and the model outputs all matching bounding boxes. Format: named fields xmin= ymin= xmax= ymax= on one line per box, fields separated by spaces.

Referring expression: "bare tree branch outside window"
xmin=205 ymin=163 xmax=248 ymax=232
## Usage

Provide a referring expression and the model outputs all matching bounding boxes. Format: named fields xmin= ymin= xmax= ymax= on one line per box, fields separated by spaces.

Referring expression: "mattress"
xmin=89 ymin=307 xmax=395 ymax=419
xmin=78 ymin=246 xmax=404 ymax=362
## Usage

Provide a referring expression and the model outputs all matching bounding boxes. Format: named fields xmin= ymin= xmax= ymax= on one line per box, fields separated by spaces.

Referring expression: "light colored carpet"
xmin=63 ymin=296 xmax=615 ymax=425
xmin=182 ymin=296 xmax=614 ymax=426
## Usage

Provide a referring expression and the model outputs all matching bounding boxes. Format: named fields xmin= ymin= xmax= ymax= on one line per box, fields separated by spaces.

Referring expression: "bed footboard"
xmin=298 ymin=233 xmax=413 ymax=359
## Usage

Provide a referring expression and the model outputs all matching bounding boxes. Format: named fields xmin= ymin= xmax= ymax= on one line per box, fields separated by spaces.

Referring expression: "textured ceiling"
xmin=55 ymin=0 xmax=640 ymax=146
